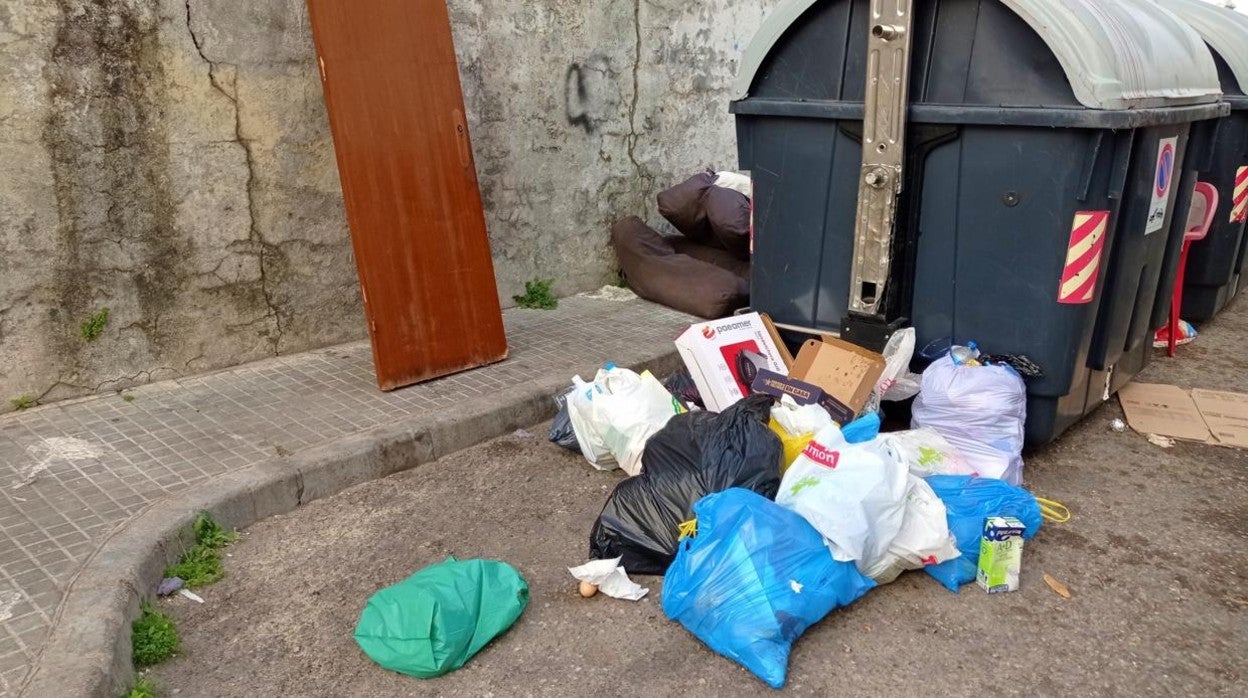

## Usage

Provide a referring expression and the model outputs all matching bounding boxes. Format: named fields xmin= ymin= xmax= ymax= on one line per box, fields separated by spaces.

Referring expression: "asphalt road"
xmin=147 ymin=306 xmax=1248 ymax=697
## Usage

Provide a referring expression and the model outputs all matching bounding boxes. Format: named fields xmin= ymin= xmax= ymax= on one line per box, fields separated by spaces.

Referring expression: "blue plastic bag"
xmin=923 ymin=475 xmax=1043 ymax=592
xmin=662 ymin=489 xmax=875 ymax=689
xmin=840 ymin=411 xmax=881 ymax=443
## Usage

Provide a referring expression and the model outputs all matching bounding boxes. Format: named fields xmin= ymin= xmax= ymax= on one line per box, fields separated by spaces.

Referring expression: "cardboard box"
xmin=976 ymin=516 xmax=1025 ymax=594
xmin=750 ymin=368 xmax=856 ymax=424
xmin=674 ymin=313 xmax=790 ymax=412
xmin=787 ymin=337 xmax=886 ymax=417
xmin=1118 ymin=383 xmax=1248 ymax=449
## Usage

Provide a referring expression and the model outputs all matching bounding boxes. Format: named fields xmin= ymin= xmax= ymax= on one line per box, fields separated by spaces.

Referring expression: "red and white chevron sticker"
xmin=1233 ymin=166 xmax=1247 ymax=224
xmin=1058 ymin=210 xmax=1109 ymax=304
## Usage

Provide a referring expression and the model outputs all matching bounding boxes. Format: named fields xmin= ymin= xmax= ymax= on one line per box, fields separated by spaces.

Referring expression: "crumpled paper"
xmin=568 ymin=557 xmax=649 ymax=601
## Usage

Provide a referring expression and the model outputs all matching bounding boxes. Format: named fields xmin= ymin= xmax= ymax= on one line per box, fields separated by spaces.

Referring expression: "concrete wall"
xmin=0 ymin=0 xmax=778 ymax=410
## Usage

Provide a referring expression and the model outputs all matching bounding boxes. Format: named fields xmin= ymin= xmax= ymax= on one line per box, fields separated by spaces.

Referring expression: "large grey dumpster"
xmin=732 ymin=0 xmax=1227 ymax=444
xmin=1154 ymin=0 xmax=1248 ymax=322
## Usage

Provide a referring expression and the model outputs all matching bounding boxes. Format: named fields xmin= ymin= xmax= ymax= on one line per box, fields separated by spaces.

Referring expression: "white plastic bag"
xmin=567 ymin=375 xmax=615 ymax=469
xmin=877 ymin=428 xmax=977 ymax=477
xmin=568 ymin=557 xmax=648 ymax=601
xmin=566 ymin=367 xmax=684 ymax=476
xmin=777 ymin=424 xmax=959 ymax=582
xmin=775 ymin=424 xmax=908 ymax=576
xmin=911 ymin=355 xmax=1027 ymax=485
xmin=871 ymin=475 xmax=961 ymax=584
xmin=864 ymin=328 xmax=922 ymax=416
xmin=770 ymin=395 xmax=834 ymax=437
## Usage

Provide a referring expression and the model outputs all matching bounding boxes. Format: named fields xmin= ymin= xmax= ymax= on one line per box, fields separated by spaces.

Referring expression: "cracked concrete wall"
xmin=0 ymin=0 xmax=778 ymax=410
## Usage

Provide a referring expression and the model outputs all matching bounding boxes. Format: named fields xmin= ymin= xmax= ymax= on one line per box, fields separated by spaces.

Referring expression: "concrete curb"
xmin=20 ymin=350 xmax=682 ymax=698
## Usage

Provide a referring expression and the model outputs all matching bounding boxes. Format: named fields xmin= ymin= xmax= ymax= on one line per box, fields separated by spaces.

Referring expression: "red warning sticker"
xmin=1233 ymin=166 xmax=1247 ymax=224
xmin=1058 ymin=211 xmax=1109 ymax=304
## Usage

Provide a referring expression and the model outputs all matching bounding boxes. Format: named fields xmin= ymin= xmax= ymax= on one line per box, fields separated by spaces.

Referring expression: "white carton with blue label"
xmin=976 ymin=516 xmax=1026 ymax=593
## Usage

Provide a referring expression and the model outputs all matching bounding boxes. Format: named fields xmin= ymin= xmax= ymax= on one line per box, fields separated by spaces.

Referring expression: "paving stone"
xmin=0 ymin=297 xmax=690 ymax=694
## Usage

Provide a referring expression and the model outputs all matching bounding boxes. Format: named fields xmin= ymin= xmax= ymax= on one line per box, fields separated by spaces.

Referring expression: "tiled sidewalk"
xmin=0 ymin=295 xmax=691 ymax=695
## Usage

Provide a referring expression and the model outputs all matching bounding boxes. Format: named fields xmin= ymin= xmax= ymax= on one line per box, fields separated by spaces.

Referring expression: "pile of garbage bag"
xmin=550 ymin=322 xmax=1051 ymax=688
xmin=588 ymin=395 xmax=781 ymax=574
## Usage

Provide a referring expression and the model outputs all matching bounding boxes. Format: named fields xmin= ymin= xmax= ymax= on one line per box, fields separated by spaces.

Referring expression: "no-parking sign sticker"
xmin=1146 ymin=137 xmax=1177 ymax=234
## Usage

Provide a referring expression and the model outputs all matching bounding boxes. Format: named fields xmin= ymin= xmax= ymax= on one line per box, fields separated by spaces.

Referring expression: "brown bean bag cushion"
xmin=612 ymin=217 xmax=749 ymax=319
xmin=669 ymin=236 xmax=751 ymax=281
xmin=656 ymin=172 xmax=717 ymax=246
xmin=704 ymin=185 xmax=751 ymax=261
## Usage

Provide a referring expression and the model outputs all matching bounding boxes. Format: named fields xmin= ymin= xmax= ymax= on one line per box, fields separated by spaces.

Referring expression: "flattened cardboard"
xmin=1191 ymin=389 xmax=1248 ymax=449
xmin=788 ymin=337 xmax=886 ymax=415
xmin=1119 ymin=383 xmax=1248 ymax=449
xmin=1117 ymin=383 xmax=1211 ymax=443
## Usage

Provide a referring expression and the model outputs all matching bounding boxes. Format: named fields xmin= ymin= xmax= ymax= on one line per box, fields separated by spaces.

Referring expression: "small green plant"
xmin=10 ymin=395 xmax=35 ymax=411
xmin=81 ymin=307 xmax=110 ymax=341
xmin=120 ymin=675 xmax=157 ymax=698
xmin=122 ymin=393 xmax=136 ymax=403
xmin=131 ymin=602 xmax=179 ymax=668
xmin=512 ymin=278 xmax=557 ymax=310
xmin=164 ymin=512 xmax=238 ymax=588
xmin=164 ymin=544 xmax=224 ymax=588
xmin=192 ymin=511 xmax=238 ymax=549
xmin=614 ymin=271 xmax=628 ymax=289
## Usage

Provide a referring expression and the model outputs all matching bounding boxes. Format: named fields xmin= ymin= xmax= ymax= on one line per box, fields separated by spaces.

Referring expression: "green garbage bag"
xmin=354 ymin=557 xmax=529 ymax=678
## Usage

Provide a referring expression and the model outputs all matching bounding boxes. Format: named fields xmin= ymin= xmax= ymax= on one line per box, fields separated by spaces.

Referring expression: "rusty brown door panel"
xmin=307 ymin=0 xmax=507 ymax=390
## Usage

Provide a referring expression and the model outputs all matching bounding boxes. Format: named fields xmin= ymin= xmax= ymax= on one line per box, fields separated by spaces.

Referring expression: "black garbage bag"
xmin=663 ymin=368 xmax=704 ymax=410
xmin=548 ymin=387 xmax=580 ymax=452
xmin=588 ymin=394 xmax=782 ymax=574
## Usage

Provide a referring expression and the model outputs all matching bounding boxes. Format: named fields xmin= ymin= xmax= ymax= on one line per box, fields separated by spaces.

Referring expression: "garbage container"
xmin=1154 ymin=0 xmax=1248 ymax=323
xmin=732 ymin=0 xmax=1227 ymax=444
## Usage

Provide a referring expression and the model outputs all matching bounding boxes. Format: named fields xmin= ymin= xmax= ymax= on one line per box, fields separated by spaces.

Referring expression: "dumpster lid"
xmin=734 ymin=0 xmax=1223 ymax=110
xmin=1154 ymin=0 xmax=1248 ymax=95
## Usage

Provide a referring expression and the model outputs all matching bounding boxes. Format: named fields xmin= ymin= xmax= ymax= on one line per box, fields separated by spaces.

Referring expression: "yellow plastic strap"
xmin=1035 ymin=497 xmax=1071 ymax=523
xmin=677 ymin=519 xmax=697 ymax=540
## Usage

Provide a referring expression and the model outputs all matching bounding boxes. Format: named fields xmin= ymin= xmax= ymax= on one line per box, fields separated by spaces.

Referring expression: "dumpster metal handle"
xmin=848 ymin=0 xmax=915 ymax=317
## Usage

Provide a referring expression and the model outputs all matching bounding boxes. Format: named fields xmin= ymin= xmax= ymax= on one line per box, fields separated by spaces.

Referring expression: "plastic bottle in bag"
xmin=949 ymin=341 xmax=981 ymax=366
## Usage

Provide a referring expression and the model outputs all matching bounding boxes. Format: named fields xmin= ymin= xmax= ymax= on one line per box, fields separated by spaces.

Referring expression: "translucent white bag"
xmin=773 ymin=425 xmax=902 ymax=580
xmin=770 ymin=395 xmax=834 ymax=437
xmin=876 ymin=428 xmax=977 ymax=477
xmin=566 ymin=367 xmax=684 ymax=475
xmin=911 ymin=356 xmax=1027 ymax=485
xmin=777 ymin=423 xmax=959 ymax=582
xmin=871 ymin=475 xmax=961 ymax=584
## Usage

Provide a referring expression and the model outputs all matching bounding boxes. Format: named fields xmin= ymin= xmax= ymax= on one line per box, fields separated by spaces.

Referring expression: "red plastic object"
xmin=1162 ymin=182 xmax=1218 ymax=357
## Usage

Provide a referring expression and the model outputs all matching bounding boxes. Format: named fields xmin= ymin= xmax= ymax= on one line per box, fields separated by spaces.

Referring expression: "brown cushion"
xmin=704 ymin=186 xmax=751 ymax=261
xmin=612 ymin=217 xmax=749 ymax=319
xmin=656 ymin=172 xmax=717 ymax=246
xmin=669 ymin=236 xmax=751 ymax=280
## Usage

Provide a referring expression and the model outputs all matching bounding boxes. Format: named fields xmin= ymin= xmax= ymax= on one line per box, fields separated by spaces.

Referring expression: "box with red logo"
xmin=674 ymin=312 xmax=791 ymax=412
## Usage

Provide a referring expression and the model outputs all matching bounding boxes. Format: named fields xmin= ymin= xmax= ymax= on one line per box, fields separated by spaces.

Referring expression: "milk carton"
xmin=976 ymin=516 xmax=1025 ymax=593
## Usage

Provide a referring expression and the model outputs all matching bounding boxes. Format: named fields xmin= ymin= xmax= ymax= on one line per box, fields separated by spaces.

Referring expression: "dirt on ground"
xmin=148 ymin=307 xmax=1248 ymax=697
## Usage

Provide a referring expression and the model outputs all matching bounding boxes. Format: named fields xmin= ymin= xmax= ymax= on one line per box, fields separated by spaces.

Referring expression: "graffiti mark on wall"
xmin=565 ymin=54 xmax=616 ymax=134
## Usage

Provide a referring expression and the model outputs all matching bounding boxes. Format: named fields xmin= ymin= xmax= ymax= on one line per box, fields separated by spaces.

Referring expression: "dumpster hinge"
xmin=847 ymin=0 xmax=915 ymax=319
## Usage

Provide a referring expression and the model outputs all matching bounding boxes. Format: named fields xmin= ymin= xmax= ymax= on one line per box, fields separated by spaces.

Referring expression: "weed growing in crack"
xmin=10 ymin=395 xmax=35 ymax=411
xmin=80 ymin=307 xmax=110 ymax=341
xmin=132 ymin=602 xmax=179 ymax=668
xmin=164 ymin=545 xmax=224 ymax=588
xmin=122 ymin=393 xmax=136 ymax=403
xmin=164 ymin=512 xmax=239 ymax=588
xmin=512 ymin=278 xmax=558 ymax=310
xmin=193 ymin=511 xmax=239 ymax=549
xmin=121 ymin=674 xmax=157 ymax=698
